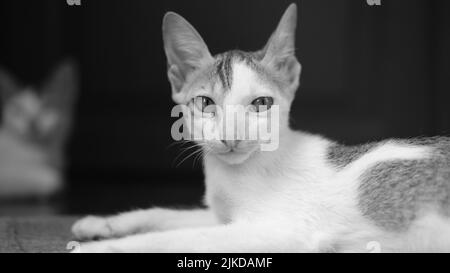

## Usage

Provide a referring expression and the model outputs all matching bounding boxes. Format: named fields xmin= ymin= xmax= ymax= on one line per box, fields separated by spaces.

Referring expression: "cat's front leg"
xmin=72 ymin=208 xmax=218 ymax=241
xmin=74 ymin=222 xmax=312 ymax=253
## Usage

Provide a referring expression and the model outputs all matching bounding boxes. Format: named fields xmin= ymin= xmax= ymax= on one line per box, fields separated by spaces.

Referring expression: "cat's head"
xmin=163 ymin=4 xmax=300 ymax=165
xmin=0 ymin=61 xmax=78 ymax=152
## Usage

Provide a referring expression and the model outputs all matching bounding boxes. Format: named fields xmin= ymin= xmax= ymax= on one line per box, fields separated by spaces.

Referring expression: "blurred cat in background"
xmin=0 ymin=61 xmax=78 ymax=199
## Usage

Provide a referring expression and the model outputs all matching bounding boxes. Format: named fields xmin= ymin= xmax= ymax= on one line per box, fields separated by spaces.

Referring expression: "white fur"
xmin=72 ymin=125 xmax=445 ymax=252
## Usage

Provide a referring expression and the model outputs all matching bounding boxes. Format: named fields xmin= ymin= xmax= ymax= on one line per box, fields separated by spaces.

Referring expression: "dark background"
xmin=0 ymin=0 xmax=449 ymax=214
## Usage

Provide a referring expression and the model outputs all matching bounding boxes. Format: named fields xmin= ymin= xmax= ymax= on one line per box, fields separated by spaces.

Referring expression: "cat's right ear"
xmin=260 ymin=4 xmax=301 ymax=95
xmin=162 ymin=12 xmax=213 ymax=103
xmin=0 ymin=68 xmax=19 ymax=102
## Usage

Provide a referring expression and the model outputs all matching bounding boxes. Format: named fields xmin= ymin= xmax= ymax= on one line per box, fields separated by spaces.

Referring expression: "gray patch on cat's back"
xmin=358 ymin=137 xmax=450 ymax=231
xmin=327 ymin=141 xmax=381 ymax=169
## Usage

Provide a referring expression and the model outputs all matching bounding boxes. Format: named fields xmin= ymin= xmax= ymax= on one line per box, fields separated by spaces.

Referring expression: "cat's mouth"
xmin=217 ymin=149 xmax=244 ymax=155
xmin=215 ymin=144 xmax=253 ymax=155
xmin=211 ymin=144 xmax=260 ymax=165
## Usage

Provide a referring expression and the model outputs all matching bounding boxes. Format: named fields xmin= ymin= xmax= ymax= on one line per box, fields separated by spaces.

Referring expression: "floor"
xmin=0 ymin=216 xmax=77 ymax=253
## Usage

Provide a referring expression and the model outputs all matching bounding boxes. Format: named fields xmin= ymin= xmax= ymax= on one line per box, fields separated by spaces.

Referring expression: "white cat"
xmin=0 ymin=62 xmax=77 ymax=199
xmin=72 ymin=4 xmax=450 ymax=253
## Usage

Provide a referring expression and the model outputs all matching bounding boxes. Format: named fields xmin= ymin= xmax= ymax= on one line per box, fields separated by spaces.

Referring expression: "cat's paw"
xmin=72 ymin=216 xmax=113 ymax=241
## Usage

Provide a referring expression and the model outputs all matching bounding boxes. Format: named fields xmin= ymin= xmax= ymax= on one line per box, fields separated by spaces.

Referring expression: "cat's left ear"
xmin=261 ymin=4 xmax=301 ymax=94
xmin=163 ymin=12 xmax=214 ymax=103
xmin=42 ymin=60 xmax=78 ymax=111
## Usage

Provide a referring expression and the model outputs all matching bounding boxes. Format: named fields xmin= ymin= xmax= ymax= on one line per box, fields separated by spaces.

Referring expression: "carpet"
xmin=0 ymin=216 xmax=78 ymax=253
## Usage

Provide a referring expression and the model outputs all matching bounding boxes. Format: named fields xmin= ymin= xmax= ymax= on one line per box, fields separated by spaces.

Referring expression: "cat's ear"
xmin=42 ymin=60 xmax=78 ymax=111
xmin=261 ymin=4 xmax=301 ymax=94
xmin=163 ymin=12 xmax=213 ymax=103
xmin=0 ymin=67 xmax=20 ymax=102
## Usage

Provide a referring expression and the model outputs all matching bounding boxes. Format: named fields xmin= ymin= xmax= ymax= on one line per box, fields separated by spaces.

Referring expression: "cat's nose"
xmin=221 ymin=140 xmax=240 ymax=149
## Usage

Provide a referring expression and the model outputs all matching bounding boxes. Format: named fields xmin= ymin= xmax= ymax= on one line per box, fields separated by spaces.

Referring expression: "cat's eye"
xmin=193 ymin=96 xmax=216 ymax=114
xmin=250 ymin=97 xmax=274 ymax=112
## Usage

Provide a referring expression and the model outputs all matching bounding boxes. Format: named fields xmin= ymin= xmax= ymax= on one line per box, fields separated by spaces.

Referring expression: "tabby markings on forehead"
xmin=212 ymin=50 xmax=261 ymax=90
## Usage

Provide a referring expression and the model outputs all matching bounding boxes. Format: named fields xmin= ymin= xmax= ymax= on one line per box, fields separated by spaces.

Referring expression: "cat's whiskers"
xmin=176 ymin=146 xmax=205 ymax=168
xmin=172 ymin=141 xmax=201 ymax=166
xmin=192 ymin=144 xmax=213 ymax=167
xmin=192 ymin=149 xmax=204 ymax=168
xmin=172 ymin=141 xmax=211 ymax=167
xmin=166 ymin=139 xmax=191 ymax=150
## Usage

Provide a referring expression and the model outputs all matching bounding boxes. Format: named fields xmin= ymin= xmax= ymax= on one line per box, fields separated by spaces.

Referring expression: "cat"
xmin=0 ymin=61 xmax=78 ymax=199
xmin=71 ymin=4 xmax=450 ymax=253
